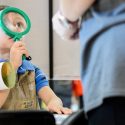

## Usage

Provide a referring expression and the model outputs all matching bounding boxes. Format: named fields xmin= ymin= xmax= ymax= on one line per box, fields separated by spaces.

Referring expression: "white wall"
xmin=53 ymin=0 xmax=80 ymax=80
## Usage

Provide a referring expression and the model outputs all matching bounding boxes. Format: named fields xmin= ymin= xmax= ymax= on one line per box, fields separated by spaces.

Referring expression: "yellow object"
xmin=42 ymin=101 xmax=47 ymax=109
xmin=1 ymin=62 xmax=16 ymax=89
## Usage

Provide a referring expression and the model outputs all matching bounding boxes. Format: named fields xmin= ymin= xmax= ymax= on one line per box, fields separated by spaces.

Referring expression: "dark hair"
xmin=0 ymin=5 xmax=9 ymax=11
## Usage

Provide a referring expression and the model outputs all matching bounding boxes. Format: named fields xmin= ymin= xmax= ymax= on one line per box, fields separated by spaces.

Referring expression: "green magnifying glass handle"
xmin=22 ymin=54 xmax=26 ymax=60
xmin=22 ymin=55 xmax=32 ymax=60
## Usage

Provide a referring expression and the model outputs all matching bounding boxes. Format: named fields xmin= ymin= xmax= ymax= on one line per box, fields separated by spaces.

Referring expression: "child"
xmin=0 ymin=5 xmax=72 ymax=115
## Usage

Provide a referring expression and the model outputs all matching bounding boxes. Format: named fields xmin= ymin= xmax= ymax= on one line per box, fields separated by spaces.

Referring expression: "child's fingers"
xmin=52 ymin=109 xmax=62 ymax=114
xmin=20 ymin=49 xmax=29 ymax=57
xmin=47 ymin=106 xmax=62 ymax=114
xmin=53 ymin=107 xmax=72 ymax=114
xmin=60 ymin=107 xmax=72 ymax=115
xmin=12 ymin=41 xmax=25 ymax=48
xmin=12 ymin=42 xmax=29 ymax=57
xmin=18 ymin=46 xmax=28 ymax=52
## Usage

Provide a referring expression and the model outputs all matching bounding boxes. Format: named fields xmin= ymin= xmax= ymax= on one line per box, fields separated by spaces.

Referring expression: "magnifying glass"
xmin=0 ymin=7 xmax=31 ymax=60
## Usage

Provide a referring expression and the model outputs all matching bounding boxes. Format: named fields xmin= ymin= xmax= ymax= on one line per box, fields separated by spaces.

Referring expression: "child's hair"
xmin=0 ymin=5 xmax=8 ymax=11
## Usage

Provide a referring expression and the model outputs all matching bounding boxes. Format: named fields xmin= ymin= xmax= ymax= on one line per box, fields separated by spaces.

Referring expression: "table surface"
xmin=54 ymin=114 xmax=69 ymax=125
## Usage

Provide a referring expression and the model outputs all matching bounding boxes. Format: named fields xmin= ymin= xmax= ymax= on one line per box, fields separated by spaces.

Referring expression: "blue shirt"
xmin=0 ymin=59 xmax=48 ymax=93
xmin=80 ymin=3 xmax=125 ymax=112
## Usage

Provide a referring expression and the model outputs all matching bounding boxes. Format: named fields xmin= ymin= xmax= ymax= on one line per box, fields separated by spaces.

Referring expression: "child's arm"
xmin=38 ymin=86 xmax=72 ymax=114
xmin=34 ymin=66 xmax=72 ymax=114
xmin=0 ymin=89 xmax=10 ymax=108
xmin=60 ymin=0 xmax=95 ymax=21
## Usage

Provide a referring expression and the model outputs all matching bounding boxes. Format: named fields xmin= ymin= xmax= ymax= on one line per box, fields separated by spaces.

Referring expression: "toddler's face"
xmin=4 ymin=12 xmax=27 ymax=33
xmin=0 ymin=28 xmax=14 ymax=54
xmin=0 ymin=12 xmax=26 ymax=55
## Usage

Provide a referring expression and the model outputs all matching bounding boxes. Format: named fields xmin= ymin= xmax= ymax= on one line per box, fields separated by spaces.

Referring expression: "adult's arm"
xmin=60 ymin=0 xmax=95 ymax=21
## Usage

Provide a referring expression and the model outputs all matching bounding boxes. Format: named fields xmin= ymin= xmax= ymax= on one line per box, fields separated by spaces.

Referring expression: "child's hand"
xmin=38 ymin=86 xmax=72 ymax=115
xmin=10 ymin=41 xmax=29 ymax=70
xmin=46 ymin=98 xmax=72 ymax=115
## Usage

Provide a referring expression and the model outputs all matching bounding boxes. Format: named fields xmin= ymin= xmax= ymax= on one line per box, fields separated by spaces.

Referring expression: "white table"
xmin=54 ymin=114 xmax=69 ymax=125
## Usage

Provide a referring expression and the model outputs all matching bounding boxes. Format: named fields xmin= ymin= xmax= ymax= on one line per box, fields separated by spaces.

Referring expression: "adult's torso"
xmin=80 ymin=0 xmax=125 ymax=112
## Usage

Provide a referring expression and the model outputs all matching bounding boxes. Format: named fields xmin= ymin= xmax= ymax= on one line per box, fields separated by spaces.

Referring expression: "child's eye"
xmin=17 ymin=22 xmax=21 ymax=27
xmin=15 ymin=22 xmax=25 ymax=32
xmin=16 ymin=22 xmax=22 ymax=28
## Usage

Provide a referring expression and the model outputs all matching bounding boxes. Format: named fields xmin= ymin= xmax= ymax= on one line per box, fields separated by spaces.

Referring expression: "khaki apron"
xmin=2 ymin=71 xmax=40 ymax=110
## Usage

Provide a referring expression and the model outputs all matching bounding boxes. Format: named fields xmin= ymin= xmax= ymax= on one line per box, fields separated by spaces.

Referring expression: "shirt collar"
xmin=0 ymin=59 xmax=7 ymax=62
xmin=0 ymin=59 xmax=34 ymax=74
xmin=17 ymin=60 xmax=35 ymax=74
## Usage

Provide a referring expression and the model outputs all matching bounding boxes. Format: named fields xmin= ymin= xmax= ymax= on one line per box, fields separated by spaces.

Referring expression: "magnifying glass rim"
xmin=0 ymin=7 xmax=31 ymax=38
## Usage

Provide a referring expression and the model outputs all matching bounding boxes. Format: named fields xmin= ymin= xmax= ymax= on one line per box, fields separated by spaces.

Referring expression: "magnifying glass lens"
xmin=3 ymin=12 xmax=27 ymax=33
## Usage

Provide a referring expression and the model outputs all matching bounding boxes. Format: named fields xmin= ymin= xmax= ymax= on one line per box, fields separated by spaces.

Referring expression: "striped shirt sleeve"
xmin=34 ymin=65 xmax=49 ymax=93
